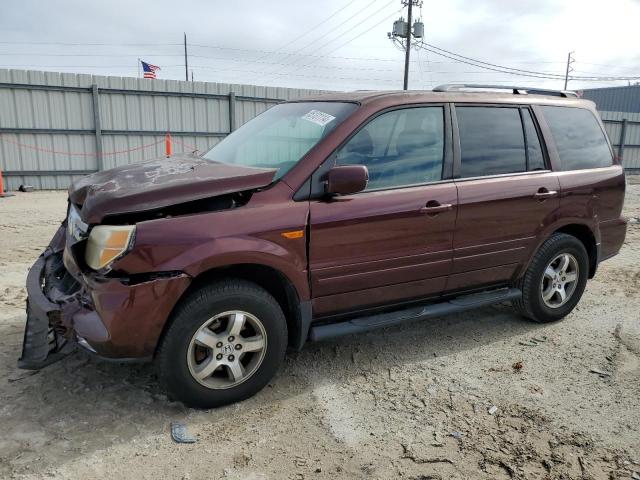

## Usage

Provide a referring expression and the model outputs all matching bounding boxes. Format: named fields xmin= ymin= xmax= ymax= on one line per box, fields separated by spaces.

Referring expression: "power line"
xmin=187 ymin=43 xmax=406 ymax=63
xmin=254 ymin=0 xmax=397 ymax=83
xmin=572 ymin=61 xmax=640 ymax=70
xmin=425 ymin=42 xmax=640 ymax=81
xmin=282 ymin=0 xmax=392 ymax=58
xmin=0 ymin=41 xmax=181 ymax=46
xmin=0 ymin=58 xmax=420 ymax=74
xmin=0 ymin=52 xmax=184 ymax=57
xmin=417 ymin=44 xmax=563 ymax=80
xmin=321 ymin=7 xmax=403 ymax=54
xmin=0 ymin=64 xmax=184 ymax=68
xmin=2 ymin=37 xmax=637 ymax=86
xmin=188 ymin=52 xmax=410 ymax=69
xmin=4 ymin=61 xmax=584 ymax=76
xmin=422 ymin=42 xmax=567 ymax=78
xmin=2 ymin=47 xmax=575 ymax=69
xmin=265 ymin=5 xmax=402 ymax=84
xmin=189 ymin=65 xmax=399 ymax=83
xmin=191 ymin=62 xmax=419 ymax=75
xmin=0 ymin=48 xmax=412 ymax=65
xmin=3 ymin=39 xmax=637 ymax=76
xmin=251 ymin=0 xmax=362 ymax=64
xmin=417 ymin=42 xmax=640 ymax=82
xmin=5 ymin=39 xmax=629 ymax=70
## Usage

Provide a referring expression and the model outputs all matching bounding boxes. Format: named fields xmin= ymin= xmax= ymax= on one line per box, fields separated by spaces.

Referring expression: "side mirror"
xmin=325 ymin=165 xmax=369 ymax=196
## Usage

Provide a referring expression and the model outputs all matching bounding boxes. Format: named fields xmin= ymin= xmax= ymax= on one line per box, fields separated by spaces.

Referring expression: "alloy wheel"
xmin=187 ymin=311 xmax=267 ymax=390
xmin=540 ymin=253 xmax=579 ymax=308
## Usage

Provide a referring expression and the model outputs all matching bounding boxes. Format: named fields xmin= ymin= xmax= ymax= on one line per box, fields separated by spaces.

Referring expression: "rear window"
xmin=540 ymin=106 xmax=612 ymax=171
xmin=456 ymin=106 xmax=526 ymax=178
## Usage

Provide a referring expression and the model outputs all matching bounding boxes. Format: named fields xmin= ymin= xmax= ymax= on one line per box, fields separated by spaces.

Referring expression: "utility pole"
xmin=564 ymin=51 xmax=574 ymax=90
xmin=389 ymin=2 xmax=423 ymax=90
xmin=184 ymin=33 xmax=189 ymax=81
xmin=403 ymin=1 xmax=413 ymax=90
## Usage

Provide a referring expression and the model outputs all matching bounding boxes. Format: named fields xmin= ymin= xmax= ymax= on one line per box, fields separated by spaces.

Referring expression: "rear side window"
xmin=522 ymin=110 xmax=546 ymax=171
xmin=456 ymin=107 xmax=526 ymax=178
xmin=541 ymin=106 xmax=612 ymax=171
xmin=336 ymin=107 xmax=444 ymax=190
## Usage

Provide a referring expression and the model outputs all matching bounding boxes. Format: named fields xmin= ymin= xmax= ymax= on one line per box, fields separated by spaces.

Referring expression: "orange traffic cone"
xmin=0 ymin=168 xmax=14 ymax=198
xmin=165 ymin=132 xmax=172 ymax=158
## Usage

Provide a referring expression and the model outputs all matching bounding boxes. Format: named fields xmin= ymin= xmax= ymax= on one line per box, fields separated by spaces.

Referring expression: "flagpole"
xmin=137 ymin=58 xmax=141 ymax=79
xmin=184 ymin=33 xmax=189 ymax=81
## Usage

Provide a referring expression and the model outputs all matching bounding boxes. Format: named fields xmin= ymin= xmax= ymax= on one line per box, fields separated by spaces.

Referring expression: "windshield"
xmin=203 ymin=101 xmax=357 ymax=179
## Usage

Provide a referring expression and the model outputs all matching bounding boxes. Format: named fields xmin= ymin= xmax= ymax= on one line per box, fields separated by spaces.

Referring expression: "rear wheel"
xmin=513 ymin=233 xmax=589 ymax=323
xmin=156 ymin=279 xmax=287 ymax=408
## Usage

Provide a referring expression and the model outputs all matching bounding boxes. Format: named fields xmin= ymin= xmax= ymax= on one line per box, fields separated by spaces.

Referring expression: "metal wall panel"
xmin=0 ymin=69 xmax=328 ymax=190
xmin=582 ymin=86 xmax=640 ymax=114
xmin=3 ymin=69 xmax=639 ymax=191
xmin=600 ymin=111 xmax=640 ymax=170
xmin=600 ymin=111 xmax=640 ymax=122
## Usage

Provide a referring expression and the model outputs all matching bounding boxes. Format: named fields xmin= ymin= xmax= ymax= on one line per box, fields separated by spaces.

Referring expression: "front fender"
xmin=180 ymin=236 xmax=310 ymax=300
xmin=112 ymin=202 xmax=310 ymax=301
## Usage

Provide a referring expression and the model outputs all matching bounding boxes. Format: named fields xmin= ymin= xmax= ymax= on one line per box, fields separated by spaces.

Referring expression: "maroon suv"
xmin=19 ymin=85 xmax=626 ymax=408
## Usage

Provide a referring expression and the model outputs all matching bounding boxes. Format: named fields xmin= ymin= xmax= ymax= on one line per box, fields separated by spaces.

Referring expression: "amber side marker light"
xmin=281 ymin=230 xmax=304 ymax=239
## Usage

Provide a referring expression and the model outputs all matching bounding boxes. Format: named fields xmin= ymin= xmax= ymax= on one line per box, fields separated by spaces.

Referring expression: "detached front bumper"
xmin=18 ymin=226 xmax=192 ymax=370
xmin=18 ymin=253 xmax=76 ymax=369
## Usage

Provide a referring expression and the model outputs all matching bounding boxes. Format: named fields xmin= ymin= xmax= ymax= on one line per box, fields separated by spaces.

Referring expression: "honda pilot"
xmin=19 ymin=84 xmax=627 ymax=408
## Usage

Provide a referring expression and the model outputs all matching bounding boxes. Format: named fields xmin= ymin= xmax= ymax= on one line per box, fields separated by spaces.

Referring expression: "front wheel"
xmin=156 ymin=279 xmax=287 ymax=408
xmin=512 ymin=233 xmax=589 ymax=323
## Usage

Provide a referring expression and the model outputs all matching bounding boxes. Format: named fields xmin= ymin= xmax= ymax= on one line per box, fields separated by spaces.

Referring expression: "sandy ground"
xmin=0 ymin=180 xmax=639 ymax=480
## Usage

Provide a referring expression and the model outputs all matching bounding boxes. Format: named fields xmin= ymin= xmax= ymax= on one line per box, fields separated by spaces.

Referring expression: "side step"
xmin=309 ymin=288 xmax=521 ymax=342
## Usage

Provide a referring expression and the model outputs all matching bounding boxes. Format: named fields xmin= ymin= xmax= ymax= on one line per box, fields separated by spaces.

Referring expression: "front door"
xmin=448 ymin=105 xmax=560 ymax=292
xmin=308 ymin=106 xmax=458 ymax=317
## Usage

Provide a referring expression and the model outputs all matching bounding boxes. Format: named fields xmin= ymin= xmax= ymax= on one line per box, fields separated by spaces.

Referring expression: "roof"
xmin=296 ymin=89 xmax=594 ymax=110
xmin=581 ymin=85 xmax=640 ymax=113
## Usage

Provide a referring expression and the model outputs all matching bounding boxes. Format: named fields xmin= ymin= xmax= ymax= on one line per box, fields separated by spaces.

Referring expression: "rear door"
xmin=448 ymin=104 xmax=560 ymax=292
xmin=537 ymin=105 xmax=625 ymax=260
xmin=308 ymin=105 xmax=458 ymax=317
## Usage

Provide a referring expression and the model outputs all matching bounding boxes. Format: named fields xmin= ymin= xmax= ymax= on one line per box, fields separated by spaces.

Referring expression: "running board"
xmin=309 ymin=288 xmax=521 ymax=342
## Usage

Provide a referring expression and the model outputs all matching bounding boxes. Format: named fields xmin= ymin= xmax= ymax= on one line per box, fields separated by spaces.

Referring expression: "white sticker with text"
xmin=301 ymin=110 xmax=336 ymax=127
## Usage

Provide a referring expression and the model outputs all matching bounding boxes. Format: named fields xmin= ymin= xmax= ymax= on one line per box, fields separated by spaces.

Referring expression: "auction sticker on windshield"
xmin=301 ymin=110 xmax=336 ymax=127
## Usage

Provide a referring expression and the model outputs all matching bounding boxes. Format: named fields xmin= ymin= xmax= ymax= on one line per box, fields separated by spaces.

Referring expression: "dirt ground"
xmin=0 ymin=179 xmax=639 ymax=480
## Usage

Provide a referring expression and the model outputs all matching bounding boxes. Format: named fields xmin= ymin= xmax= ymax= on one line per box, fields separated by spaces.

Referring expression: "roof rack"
xmin=432 ymin=84 xmax=578 ymax=98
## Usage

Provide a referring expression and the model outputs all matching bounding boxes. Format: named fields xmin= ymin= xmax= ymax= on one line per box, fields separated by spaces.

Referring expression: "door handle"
xmin=533 ymin=188 xmax=558 ymax=200
xmin=420 ymin=202 xmax=453 ymax=214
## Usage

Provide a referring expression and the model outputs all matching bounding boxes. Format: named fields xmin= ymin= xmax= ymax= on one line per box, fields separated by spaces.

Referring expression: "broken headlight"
xmin=85 ymin=225 xmax=136 ymax=270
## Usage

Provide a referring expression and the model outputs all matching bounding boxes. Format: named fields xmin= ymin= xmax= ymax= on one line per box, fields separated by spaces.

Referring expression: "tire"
xmin=512 ymin=233 xmax=589 ymax=323
xmin=156 ymin=279 xmax=287 ymax=409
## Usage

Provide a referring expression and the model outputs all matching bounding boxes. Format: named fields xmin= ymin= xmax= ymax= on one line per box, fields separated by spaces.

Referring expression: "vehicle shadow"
xmin=0 ymin=303 xmax=545 ymax=475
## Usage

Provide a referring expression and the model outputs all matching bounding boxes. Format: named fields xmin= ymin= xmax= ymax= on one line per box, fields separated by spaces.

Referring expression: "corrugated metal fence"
xmin=600 ymin=111 xmax=640 ymax=172
xmin=0 ymin=69 xmax=327 ymax=190
xmin=582 ymin=86 xmax=640 ymax=116
xmin=1 ymin=69 xmax=639 ymax=191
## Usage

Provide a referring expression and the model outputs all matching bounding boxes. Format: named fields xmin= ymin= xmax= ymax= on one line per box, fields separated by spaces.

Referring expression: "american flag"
xmin=141 ymin=60 xmax=160 ymax=79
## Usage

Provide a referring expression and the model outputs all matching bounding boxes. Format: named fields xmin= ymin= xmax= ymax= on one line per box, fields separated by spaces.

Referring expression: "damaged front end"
xmin=18 ymin=227 xmax=78 ymax=369
xmin=18 ymin=157 xmax=280 ymax=370
xmin=18 ymin=220 xmax=191 ymax=370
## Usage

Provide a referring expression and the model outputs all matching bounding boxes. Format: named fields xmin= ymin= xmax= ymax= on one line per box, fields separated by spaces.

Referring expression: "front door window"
xmin=336 ymin=107 xmax=445 ymax=189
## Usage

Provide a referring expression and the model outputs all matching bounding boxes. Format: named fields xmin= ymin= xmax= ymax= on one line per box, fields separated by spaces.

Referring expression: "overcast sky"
xmin=1 ymin=0 xmax=639 ymax=92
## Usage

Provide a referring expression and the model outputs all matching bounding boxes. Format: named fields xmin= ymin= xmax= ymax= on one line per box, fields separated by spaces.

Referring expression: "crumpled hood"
xmin=69 ymin=155 xmax=277 ymax=224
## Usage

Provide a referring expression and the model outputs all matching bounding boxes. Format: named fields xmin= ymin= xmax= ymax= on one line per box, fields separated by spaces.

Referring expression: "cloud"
xmin=0 ymin=0 xmax=637 ymax=91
